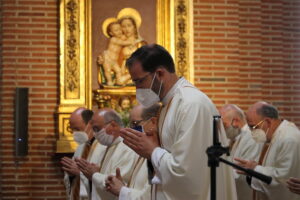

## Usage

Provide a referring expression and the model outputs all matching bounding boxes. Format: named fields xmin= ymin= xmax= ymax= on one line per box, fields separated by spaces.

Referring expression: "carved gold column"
xmin=57 ymin=0 xmax=91 ymax=153
xmin=174 ymin=0 xmax=194 ymax=83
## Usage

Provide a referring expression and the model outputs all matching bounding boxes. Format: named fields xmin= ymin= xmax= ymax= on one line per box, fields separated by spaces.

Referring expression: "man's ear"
xmin=265 ymin=117 xmax=272 ymax=126
xmin=156 ymin=68 xmax=165 ymax=81
xmin=232 ymin=117 xmax=239 ymax=126
xmin=151 ymin=117 xmax=158 ymax=126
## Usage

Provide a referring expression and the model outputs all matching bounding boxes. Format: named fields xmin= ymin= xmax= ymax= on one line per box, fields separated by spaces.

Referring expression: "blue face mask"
xmin=132 ymin=125 xmax=144 ymax=132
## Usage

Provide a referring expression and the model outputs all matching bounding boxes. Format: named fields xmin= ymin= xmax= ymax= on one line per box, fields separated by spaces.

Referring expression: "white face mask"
xmin=73 ymin=131 xmax=88 ymax=144
xmin=95 ymin=128 xmax=114 ymax=146
xmin=251 ymin=128 xmax=268 ymax=143
xmin=225 ymin=125 xmax=240 ymax=140
xmin=136 ymin=73 xmax=162 ymax=108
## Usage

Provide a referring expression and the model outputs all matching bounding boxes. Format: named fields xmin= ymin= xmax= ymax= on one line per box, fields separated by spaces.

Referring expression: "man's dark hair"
xmin=126 ymin=44 xmax=175 ymax=73
xmin=257 ymin=104 xmax=279 ymax=119
xmin=81 ymin=109 xmax=93 ymax=124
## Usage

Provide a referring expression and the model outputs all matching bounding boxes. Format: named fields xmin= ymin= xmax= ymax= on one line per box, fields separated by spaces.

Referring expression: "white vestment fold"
xmin=91 ymin=140 xmax=139 ymax=200
xmin=64 ymin=140 xmax=105 ymax=200
xmin=119 ymin=157 xmax=151 ymax=200
xmin=231 ymin=125 xmax=263 ymax=200
xmin=152 ymin=77 xmax=237 ymax=200
xmin=251 ymin=120 xmax=300 ymax=200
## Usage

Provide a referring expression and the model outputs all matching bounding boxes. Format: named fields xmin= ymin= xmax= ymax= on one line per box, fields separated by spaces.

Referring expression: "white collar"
xmin=162 ymin=77 xmax=187 ymax=106
xmin=241 ymin=124 xmax=250 ymax=133
xmin=107 ymin=136 xmax=122 ymax=147
xmin=233 ymin=124 xmax=249 ymax=141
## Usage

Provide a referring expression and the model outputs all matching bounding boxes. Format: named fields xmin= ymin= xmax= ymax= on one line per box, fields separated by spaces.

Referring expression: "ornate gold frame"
xmin=57 ymin=0 xmax=193 ymax=153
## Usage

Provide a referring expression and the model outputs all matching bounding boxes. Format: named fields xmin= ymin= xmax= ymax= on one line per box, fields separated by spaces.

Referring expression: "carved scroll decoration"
xmin=65 ymin=0 xmax=80 ymax=98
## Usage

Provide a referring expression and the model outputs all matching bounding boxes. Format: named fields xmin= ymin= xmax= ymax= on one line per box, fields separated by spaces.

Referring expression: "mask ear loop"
xmin=83 ymin=123 xmax=89 ymax=133
xmin=150 ymin=73 xmax=157 ymax=89
xmin=150 ymin=72 xmax=163 ymax=97
xmin=83 ymin=123 xmax=93 ymax=140
xmin=158 ymin=80 xmax=163 ymax=97
xmin=265 ymin=127 xmax=270 ymax=142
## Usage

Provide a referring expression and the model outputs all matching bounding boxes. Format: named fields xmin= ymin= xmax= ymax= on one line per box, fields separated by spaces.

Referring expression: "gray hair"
xmin=141 ymin=103 xmax=161 ymax=120
xmin=222 ymin=104 xmax=246 ymax=122
xmin=104 ymin=110 xmax=124 ymax=127
xmin=257 ymin=104 xmax=279 ymax=119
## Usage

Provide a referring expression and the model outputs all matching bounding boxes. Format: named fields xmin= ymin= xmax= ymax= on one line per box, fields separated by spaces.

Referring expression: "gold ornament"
xmin=117 ymin=7 xmax=142 ymax=28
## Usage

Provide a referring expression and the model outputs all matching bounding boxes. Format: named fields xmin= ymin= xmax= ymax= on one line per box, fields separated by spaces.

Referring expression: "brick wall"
xmin=1 ymin=0 xmax=300 ymax=199
xmin=0 ymin=0 xmax=65 ymax=199
xmin=194 ymin=0 xmax=300 ymax=125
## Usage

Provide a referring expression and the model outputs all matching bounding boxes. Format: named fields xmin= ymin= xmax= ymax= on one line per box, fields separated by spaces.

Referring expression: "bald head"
xmin=91 ymin=108 xmax=123 ymax=133
xmin=247 ymin=101 xmax=268 ymax=117
xmin=246 ymin=101 xmax=282 ymax=142
xmin=70 ymin=107 xmax=88 ymax=132
xmin=246 ymin=101 xmax=279 ymax=127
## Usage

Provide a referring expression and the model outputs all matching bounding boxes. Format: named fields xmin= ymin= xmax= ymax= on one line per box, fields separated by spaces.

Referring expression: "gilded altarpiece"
xmin=57 ymin=0 xmax=194 ymax=153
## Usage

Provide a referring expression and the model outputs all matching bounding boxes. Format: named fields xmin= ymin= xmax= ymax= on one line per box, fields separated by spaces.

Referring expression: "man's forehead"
xmin=246 ymin=110 xmax=259 ymax=124
xmin=91 ymin=114 xmax=104 ymax=125
xmin=130 ymin=113 xmax=143 ymax=121
xmin=219 ymin=109 xmax=232 ymax=121
xmin=70 ymin=114 xmax=82 ymax=124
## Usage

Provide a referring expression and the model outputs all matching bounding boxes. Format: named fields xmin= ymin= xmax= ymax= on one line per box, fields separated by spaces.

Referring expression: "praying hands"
xmin=61 ymin=156 xmax=80 ymax=176
xmin=287 ymin=177 xmax=300 ymax=195
xmin=105 ymin=168 xmax=125 ymax=196
xmin=120 ymin=128 xmax=159 ymax=160
xmin=75 ymin=158 xmax=100 ymax=180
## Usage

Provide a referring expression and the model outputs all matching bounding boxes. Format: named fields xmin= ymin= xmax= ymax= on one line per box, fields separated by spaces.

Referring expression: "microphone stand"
xmin=206 ymin=116 xmax=272 ymax=200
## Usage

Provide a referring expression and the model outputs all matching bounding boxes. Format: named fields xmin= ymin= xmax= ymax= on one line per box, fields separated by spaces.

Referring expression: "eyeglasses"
xmin=249 ymin=119 xmax=265 ymax=130
xmin=129 ymin=120 xmax=143 ymax=128
xmin=132 ymin=73 xmax=151 ymax=86
xmin=92 ymin=120 xmax=114 ymax=132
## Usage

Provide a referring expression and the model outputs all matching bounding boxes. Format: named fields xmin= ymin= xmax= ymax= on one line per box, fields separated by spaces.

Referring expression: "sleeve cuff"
xmin=151 ymin=147 xmax=168 ymax=169
xmin=92 ymin=172 xmax=107 ymax=190
xmin=251 ymin=165 xmax=265 ymax=192
xmin=119 ymin=186 xmax=130 ymax=200
xmin=254 ymin=165 xmax=263 ymax=173
xmin=150 ymin=147 xmax=167 ymax=185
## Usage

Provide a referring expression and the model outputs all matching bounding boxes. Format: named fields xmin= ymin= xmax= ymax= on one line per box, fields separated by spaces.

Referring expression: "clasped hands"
xmin=61 ymin=156 xmax=80 ymax=176
xmin=287 ymin=177 xmax=300 ymax=195
xmin=105 ymin=168 xmax=124 ymax=196
xmin=75 ymin=158 xmax=100 ymax=180
xmin=60 ymin=156 xmax=100 ymax=180
xmin=120 ymin=128 xmax=159 ymax=160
